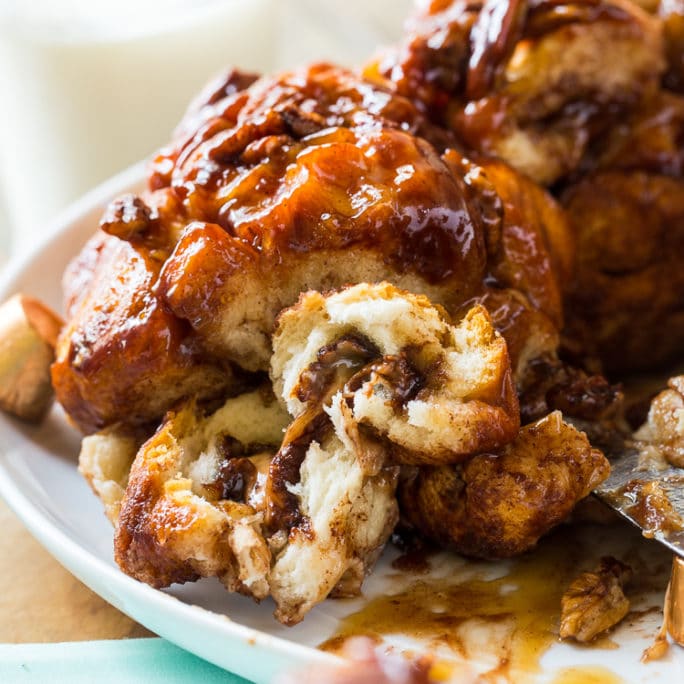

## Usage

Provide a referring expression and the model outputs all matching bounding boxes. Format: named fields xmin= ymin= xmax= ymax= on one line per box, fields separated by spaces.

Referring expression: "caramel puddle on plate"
xmin=320 ymin=524 xmax=666 ymax=682
xmin=550 ymin=665 xmax=624 ymax=684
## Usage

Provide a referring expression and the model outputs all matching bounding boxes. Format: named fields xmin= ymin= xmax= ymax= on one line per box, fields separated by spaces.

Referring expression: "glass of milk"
xmin=0 ymin=0 xmax=276 ymax=255
xmin=277 ymin=0 xmax=414 ymax=69
xmin=0 ymin=0 xmax=416 ymax=257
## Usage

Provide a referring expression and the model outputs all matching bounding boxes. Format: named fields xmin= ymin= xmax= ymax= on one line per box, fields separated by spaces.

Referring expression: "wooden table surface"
xmin=0 ymin=498 xmax=152 ymax=643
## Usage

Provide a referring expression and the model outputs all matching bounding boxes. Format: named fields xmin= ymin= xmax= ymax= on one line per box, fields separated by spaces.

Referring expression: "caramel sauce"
xmin=320 ymin=525 xmax=670 ymax=680
xmin=615 ymin=480 xmax=684 ymax=537
xmin=165 ymin=65 xmax=488 ymax=287
xmin=667 ymin=557 xmax=684 ymax=646
xmin=321 ymin=534 xmax=580 ymax=676
xmin=549 ymin=665 xmax=624 ymax=684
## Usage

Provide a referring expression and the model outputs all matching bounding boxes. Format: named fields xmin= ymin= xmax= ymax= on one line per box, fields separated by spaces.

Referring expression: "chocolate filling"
xmin=267 ymin=336 xmax=424 ymax=535
xmin=207 ymin=435 xmax=272 ymax=503
xmin=296 ymin=334 xmax=380 ymax=404
xmin=267 ymin=334 xmax=380 ymax=534
xmin=346 ymin=353 xmax=424 ymax=412
xmin=266 ymin=410 xmax=332 ymax=534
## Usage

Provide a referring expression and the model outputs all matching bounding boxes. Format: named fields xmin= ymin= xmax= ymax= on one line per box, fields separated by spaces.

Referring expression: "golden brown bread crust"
xmin=399 ymin=411 xmax=610 ymax=559
xmin=154 ymin=64 xmax=570 ymax=374
xmin=115 ymin=389 xmax=288 ymax=594
xmin=54 ymin=62 xmax=573 ymax=434
xmin=271 ymin=283 xmax=520 ymax=464
xmin=369 ymin=0 xmax=664 ymax=185
xmin=634 ymin=375 xmax=684 ymax=468
xmin=52 ymin=233 xmax=232 ymax=434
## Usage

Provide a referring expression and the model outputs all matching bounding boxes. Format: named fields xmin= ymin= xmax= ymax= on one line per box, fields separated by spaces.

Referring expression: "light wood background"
xmin=0 ymin=499 xmax=152 ymax=642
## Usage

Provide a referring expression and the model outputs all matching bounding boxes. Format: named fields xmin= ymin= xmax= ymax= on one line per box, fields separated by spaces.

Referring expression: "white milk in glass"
xmin=0 ymin=0 xmax=275 ymax=254
xmin=277 ymin=0 xmax=414 ymax=69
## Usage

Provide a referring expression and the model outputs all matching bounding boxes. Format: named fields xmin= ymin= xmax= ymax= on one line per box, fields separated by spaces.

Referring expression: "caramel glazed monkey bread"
xmin=54 ymin=1 xmax=684 ymax=624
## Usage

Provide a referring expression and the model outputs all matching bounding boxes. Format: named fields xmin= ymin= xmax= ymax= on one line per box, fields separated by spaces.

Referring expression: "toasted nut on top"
xmin=560 ymin=557 xmax=632 ymax=643
xmin=0 ymin=294 xmax=63 ymax=422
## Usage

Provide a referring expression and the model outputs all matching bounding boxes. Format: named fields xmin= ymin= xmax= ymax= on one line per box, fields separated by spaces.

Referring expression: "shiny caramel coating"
xmin=399 ymin=411 xmax=610 ymax=559
xmin=369 ymin=0 xmax=664 ymax=185
xmin=447 ymin=152 xmax=571 ymax=382
xmin=148 ymin=63 xmax=454 ymax=197
xmin=56 ymin=64 xmax=571 ymax=433
xmin=153 ymin=64 xmax=569 ymax=378
xmin=157 ymin=113 xmax=488 ymax=371
xmin=52 ymin=233 xmax=232 ymax=434
xmin=452 ymin=154 xmax=573 ymax=328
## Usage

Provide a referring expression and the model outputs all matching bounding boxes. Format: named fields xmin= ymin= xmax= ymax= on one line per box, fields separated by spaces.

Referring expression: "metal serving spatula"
xmin=594 ymin=445 xmax=684 ymax=644
xmin=594 ymin=445 xmax=684 ymax=559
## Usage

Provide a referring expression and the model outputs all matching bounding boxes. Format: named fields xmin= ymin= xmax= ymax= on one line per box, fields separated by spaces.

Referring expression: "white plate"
xmin=0 ymin=164 xmax=683 ymax=684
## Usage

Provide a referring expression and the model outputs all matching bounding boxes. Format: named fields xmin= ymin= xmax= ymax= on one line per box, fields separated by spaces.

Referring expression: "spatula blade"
xmin=594 ymin=445 xmax=684 ymax=559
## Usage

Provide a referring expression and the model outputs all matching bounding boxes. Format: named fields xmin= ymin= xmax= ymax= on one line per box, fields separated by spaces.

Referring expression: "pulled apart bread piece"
xmin=109 ymin=379 xmax=400 ymax=624
xmin=267 ymin=282 xmax=518 ymax=622
xmin=105 ymin=283 xmax=525 ymax=625
xmin=400 ymin=411 xmax=610 ymax=559
xmin=79 ymin=428 xmax=141 ymax=524
xmin=272 ymin=282 xmax=519 ymax=465
xmin=267 ymin=396 xmax=399 ymax=624
xmin=114 ymin=389 xmax=288 ymax=599
xmin=634 ymin=375 xmax=684 ymax=468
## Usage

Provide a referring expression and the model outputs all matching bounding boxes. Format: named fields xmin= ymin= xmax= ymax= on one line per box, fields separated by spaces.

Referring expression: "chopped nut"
xmin=634 ymin=376 xmax=684 ymax=469
xmin=560 ymin=557 xmax=632 ymax=642
xmin=99 ymin=194 xmax=153 ymax=241
xmin=0 ymin=294 xmax=63 ymax=421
